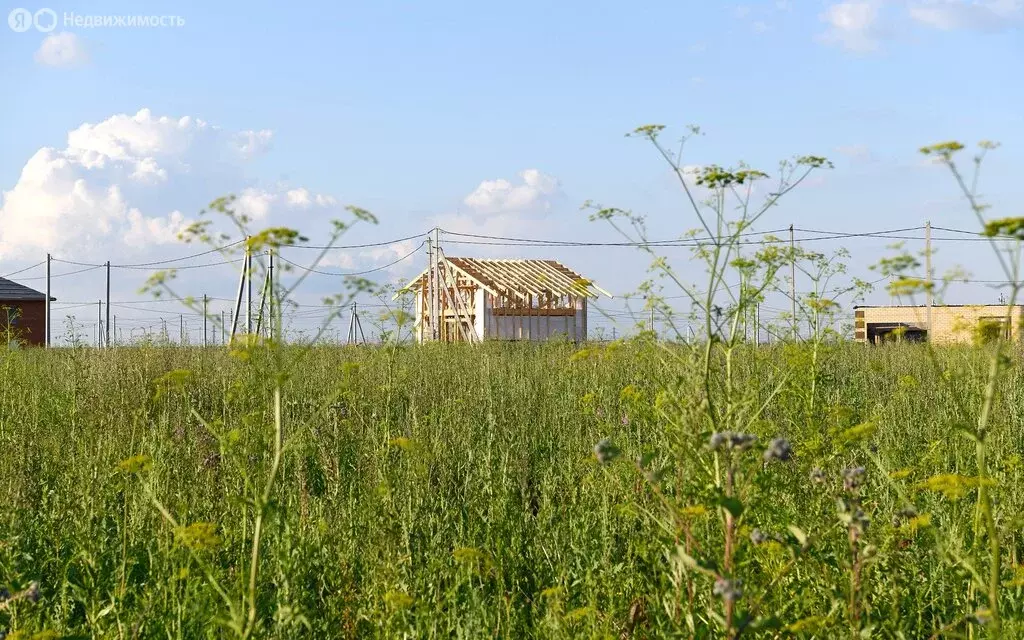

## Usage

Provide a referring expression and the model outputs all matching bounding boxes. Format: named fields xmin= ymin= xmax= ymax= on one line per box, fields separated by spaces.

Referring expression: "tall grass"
xmin=3 ymin=340 xmax=1024 ymax=637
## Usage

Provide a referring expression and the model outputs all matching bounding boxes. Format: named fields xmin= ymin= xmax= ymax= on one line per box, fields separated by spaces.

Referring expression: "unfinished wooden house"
xmin=401 ymin=257 xmax=609 ymax=343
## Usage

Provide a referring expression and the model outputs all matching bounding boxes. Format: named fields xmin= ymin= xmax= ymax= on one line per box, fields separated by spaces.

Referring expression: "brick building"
xmin=854 ymin=304 xmax=1024 ymax=345
xmin=0 ymin=277 xmax=51 ymax=347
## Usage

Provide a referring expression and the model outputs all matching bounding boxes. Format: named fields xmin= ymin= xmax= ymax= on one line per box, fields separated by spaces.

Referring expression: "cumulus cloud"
xmin=34 ymin=32 xmax=89 ymax=67
xmin=462 ymin=169 xmax=560 ymax=215
xmin=0 ymin=109 xmax=338 ymax=261
xmin=817 ymin=2 xmax=885 ymax=52
xmin=818 ymin=0 xmax=1021 ymax=51
xmin=835 ymin=144 xmax=875 ymax=162
xmin=908 ymin=0 xmax=1023 ymax=31
xmin=236 ymin=129 xmax=273 ymax=158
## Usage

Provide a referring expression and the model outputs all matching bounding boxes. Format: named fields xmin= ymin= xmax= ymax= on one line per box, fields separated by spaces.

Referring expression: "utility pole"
xmin=268 ymin=249 xmax=275 ymax=340
xmin=96 ymin=300 xmax=102 ymax=348
xmin=754 ymin=304 xmax=760 ymax=345
xmin=203 ymin=295 xmax=208 ymax=347
xmin=45 ymin=253 xmax=51 ymax=348
xmin=789 ymin=224 xmax=797 ymax=341
xmin=925 ymin=219 xmax=933 ymax=342
xmin=347 ymin=302 xmax=367 ymax=345
xmin=426 ymin=234 xmax=434 ymax=341
xmin=255 ymin=266 xmax=269 ymax=338
xmin=436 ymin=228 xmax=447 ymax=341
xmin=245 ymin=238 xmax=252 ymax=335
xmin=112 ymin=316 xmax=116 ymax=345
xmin=105 ymin=260 xmax=111 ymax=348
xmin=230 ymin=249 xmax=247 ymax=344
xmin=180 ymin=315 xmax=184 ymax=344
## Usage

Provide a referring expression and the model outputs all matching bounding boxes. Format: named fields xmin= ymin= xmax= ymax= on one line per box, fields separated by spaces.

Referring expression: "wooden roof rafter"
xmin=524 ymin=259 xmax=583 ymax=298
xmin=485 ymin=259 xmax=545 ymax=298
xmin=460 ymin=257 xmax=531 ymax=302
xmin=396 ymin=257 xmax=611 ymax=301
xmin=501 ymin=260 xmax=553 ymax=297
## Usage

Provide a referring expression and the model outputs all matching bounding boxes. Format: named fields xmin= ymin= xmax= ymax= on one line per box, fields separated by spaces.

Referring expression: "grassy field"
xmin=2 ymin=339 xmax=1024 ymax=638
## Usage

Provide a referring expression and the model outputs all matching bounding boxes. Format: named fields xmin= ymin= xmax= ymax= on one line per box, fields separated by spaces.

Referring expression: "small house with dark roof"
xmin=0 ymin=277 xmax=52 ymax=347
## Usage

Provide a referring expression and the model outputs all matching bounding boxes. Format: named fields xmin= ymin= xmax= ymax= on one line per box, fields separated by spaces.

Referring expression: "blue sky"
xmin=1 ymin=0 xmax=1022 ymax=341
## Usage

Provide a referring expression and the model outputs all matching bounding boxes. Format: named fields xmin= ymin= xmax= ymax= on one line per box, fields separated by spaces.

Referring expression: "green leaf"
xmin=747 ymin=615 xmax=783 ymax=631
xmin=840 ymin=421 xmax=877 ymax=443
xmin=718 ymin=495 xmax=744 ymax=518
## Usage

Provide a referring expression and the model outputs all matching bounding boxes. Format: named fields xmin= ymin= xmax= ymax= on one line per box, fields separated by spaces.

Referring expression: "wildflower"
xmin=837 ymin=498 xmax=870 ymax=539
xmin=764 ymin=438 xmax=793 ymax=462
xmin=174 ymin=523 xmax=222 ymax=551
xmin=843 ymin=467 xmax=866 ymax=492
xmin=594 ymin=438 xmax=620 ymax=465
xmin=750 ymin=529 xmax=769 ymax=545
xmin=708 ymin=432 xmax=729 ymax=450
xmin=202 ymin=452 xmax=221 ymax=469
xmin=383 ymin=590 xmax=415 ymax=610
xmin=730 ymin=433 xmax=757 ymax=451
xmin=712 ymin=577 xmax=743 ymax=602
xmin=116 ymin=454 xmax=152 ymax=474
xmin=621 ymin=413 xmax=630 ymax=426
xmin=810 ymin=467 xmax=827 ymax=484
xmin=707 ymin=431 xmax=758 ymax=452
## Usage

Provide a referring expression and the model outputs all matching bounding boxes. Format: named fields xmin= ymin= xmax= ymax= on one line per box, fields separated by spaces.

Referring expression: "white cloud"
xmin=236 ymin=129 xmax=273 ymax=158
xmin=835 ymin=144 xmax=875 ymax=162
xmin=0 ymin=109 xmax=340 ymax=262
xmin=818 ymin=2 xmax=885 ymax=52
xmin=236 ymin=188 xmax=277 ymax=221
xmin=34 ymin=32 xmax=89 ymax=67
xmin=123 ymin=209 xmax=187 ymax=246
xmin=365 ymin=239 xmax=420 ymax=271
xmin=421 ymin=170 xmax=563 ymax=254
xmin=314 ymin=239 xmax=420 ymax=275
xmin=462 ymin=168 xmax=560 ymax=215
xmin=818 ymin=0 xmax=1020 ymax=51
xmin=908 ymin=0 xmax=1023 ymax=31
xmin=287 ymin=188 xmax=312 ymax=207
xmin=130 ymin=157 xmax=168 ymax=183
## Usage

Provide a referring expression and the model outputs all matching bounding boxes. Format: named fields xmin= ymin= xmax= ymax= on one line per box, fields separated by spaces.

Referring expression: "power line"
xmin=438 ymin=226 xmax=934 ymax=248
xmin=276 ymin=241 xmax=424 ymax=276
xmin=438 ymin=227 xmax=793 ymax=246
xmin=15 ymin=265 xmax=103 ymax=281
xmin=48 ymin=241 xmax=246 ymax=268
xmin=0 ymin=260 xmax=45 ymax=279
xmin=290 ymin=232 xmax=429 ymax=250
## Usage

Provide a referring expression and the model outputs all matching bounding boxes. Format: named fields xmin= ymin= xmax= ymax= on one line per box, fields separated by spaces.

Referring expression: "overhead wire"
xmin=276 ymin=241 xmax=424 ymax=276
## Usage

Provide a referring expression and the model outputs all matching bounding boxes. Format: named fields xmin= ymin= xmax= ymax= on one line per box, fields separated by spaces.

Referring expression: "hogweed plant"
xmin=868 ymin=140 xmax=1017 ymax=637
xmin=126 ymin=195 xmax=379 ymax=638
xmin=589 ymin=124 xmax=833 ymax=636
